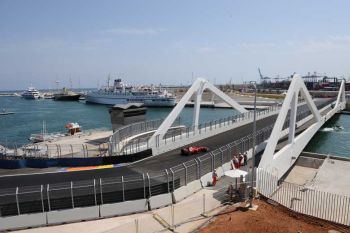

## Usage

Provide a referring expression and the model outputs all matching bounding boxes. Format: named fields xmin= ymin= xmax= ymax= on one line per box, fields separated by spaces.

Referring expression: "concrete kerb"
xmin=149 ymin=193 xmax=173 ymax=210
xmin=100 ymin=199 xmax=148 ymax=218
xmin=0 ymin=213 xmax=47 ymax=231
xmin=46 ymin=206 xmax=100 ymax=225
xmin=172 ymin=180 xmax=202 ymax=203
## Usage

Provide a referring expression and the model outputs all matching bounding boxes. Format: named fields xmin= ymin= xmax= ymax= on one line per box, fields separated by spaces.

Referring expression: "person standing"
xmin=243 ymin=152 xmax=248 ymax=166
xmin=212 ymin=169 xmax=218 ymax=186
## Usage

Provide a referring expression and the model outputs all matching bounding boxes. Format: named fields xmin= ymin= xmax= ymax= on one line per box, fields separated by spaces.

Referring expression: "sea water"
xmin=0 ymin=96 xmax=238 ymax=145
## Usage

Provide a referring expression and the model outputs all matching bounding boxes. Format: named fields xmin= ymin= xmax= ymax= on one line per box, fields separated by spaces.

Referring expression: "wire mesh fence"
xmin=0 ymin=97 xmax=338 ymax=218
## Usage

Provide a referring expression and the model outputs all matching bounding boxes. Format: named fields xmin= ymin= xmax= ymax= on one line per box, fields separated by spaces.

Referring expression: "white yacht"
xmin=22 ymin=87 xmax=41 ymax=99
xmin=86 ymin=79 xmax=176 ymax=107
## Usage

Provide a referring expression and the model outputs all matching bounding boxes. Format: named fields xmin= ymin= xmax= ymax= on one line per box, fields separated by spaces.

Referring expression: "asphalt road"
xmin=0 ymin=99 xmax=331 ymax=189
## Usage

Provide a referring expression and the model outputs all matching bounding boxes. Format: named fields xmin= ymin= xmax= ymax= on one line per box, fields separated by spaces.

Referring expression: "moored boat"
xmin=54 ymin=88 xmax=81 ymax=101
xmin=86 ymin=78 xmax=176 ymax=107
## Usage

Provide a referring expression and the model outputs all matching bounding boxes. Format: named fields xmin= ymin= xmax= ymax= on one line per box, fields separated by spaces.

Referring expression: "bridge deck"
xmin=0 ymin=99 xmax=332 ymax=189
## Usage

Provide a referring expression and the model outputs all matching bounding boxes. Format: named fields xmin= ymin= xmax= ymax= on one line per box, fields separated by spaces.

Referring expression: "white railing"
xmin=257 ymin=168 xmax=350 ymax=226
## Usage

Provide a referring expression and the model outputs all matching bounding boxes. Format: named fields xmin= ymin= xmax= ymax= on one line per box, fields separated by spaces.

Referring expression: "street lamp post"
xmin=249 ymin=81 xmax=257 ymax=208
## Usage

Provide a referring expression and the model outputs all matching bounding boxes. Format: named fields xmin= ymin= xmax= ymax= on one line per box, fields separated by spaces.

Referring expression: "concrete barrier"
xmin=149 ymin=193 xmax=173 ymax=209
xmin=216 ymin=166 xmax=224 ymax=178
xmin=0 ymin=213 xmax=47 ymax=231
xmin=200 ymin=172 xmax=212 ymax=187
xmin=47 ymin=206 xmax=99 ymax=225
xmin=100 ymin=199 xmax=148 ymax=217
xmin=173 ymin=180 xmax=202 ymax=203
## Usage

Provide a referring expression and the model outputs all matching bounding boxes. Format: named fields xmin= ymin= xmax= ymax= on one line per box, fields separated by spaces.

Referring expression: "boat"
xmin=86 ymin=78 xmax=176 ymax=107
xmin=29 ymin=122 xmax=81 ymax=143
xmin=65 ymin=122 xmax=81 ymax=135
xmin=54 ymin=88 xmax=81 ymax=101
xmin=0 ymin=109 xmax=14 ymax=115
xmin=21 ymin=87 xmax=41 ymax=99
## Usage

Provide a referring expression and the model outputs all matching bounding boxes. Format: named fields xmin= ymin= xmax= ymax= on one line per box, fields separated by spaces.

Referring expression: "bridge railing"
xmin=108 ymin=118 xmax=182 ymax=155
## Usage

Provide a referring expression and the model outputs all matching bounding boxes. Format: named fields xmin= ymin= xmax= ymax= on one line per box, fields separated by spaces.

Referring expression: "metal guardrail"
xmin=0 ymin=98 xmax=336 ymax=217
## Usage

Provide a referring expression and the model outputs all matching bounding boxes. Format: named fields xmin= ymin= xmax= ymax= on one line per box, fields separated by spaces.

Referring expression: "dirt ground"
xmin=197 ymin=199 xmax=350 ymax=233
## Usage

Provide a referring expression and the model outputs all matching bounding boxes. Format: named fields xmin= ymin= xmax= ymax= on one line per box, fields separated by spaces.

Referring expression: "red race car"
xmin=181 ymin=146 xmax=209 ymax=155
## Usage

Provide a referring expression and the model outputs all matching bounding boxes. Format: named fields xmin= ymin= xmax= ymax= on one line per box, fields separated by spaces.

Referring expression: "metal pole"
xmin=171 ymin=204 xmax=175 ymax=228
xmin=93 ymin=179 xmax=97 ymax=205
xmin=40 ymin=185 xmax=44 ymax=212
xmin=71 ymin=181 xmax=74 ymax=208
xmin=47 ymin=184 xmax=51 ymax=211
xmin=202 ymin=193 xmax=206 ymax=216
xmin=16 ymin=187 xmax=20 ymax=215
xmin=147 ymin=173 xmax=151 ymax=197
xmin=121 ymin=176 xmax=125 ymax=202
xmin=250 ymin=81 xmax=257 ymax=208
xmin=100 ymin=178 xmax=104 ymax=205
xmin=142 ymin=173 xmax=146 ymax=198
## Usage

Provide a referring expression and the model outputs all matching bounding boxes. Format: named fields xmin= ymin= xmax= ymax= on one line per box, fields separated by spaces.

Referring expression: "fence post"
xmin=165 ymin=169 xmax=170 ymax=193
xmin=171 ymin=204 xmax=175 ymax=228
xmin=143 ymin=173 xmax=146 ymax=198
xmin=93 ymin=179 xmax=97 ymax=205
xmin=40 ymin=185 xmax=44 ymax=212
xmin=211 ymin=153 xmax=214 ymax=171
xmin=47 ymin=184 xmax=51 ymax=212
xmin=16 ymin=187 xmax=20 ymax=215
xmin=70 ymin=144 xmax=74 ymax=157
xmin=220 ymin=148 xmax=224 ymax=165
xmin=194 ymin=159 xmax=200 ymax=179
xmin=100 ymin=178 xmax=104 ymax=205
xmin=121 ymin=176 xmax=125 ymax=202
xmin=183 ymin=163 xmax=187 ymax=185
xmin=71 ymin=181 xmax=74 ymax=208
xmin=170 ymin=168 xmax=175 ymax=191
xmin=85 ymin=144 xmax=89 ymax=157
xmin=147 ymin=173 xmax=151 ymax=197
xmin=202 ymin=193 xmax=206 ymax=216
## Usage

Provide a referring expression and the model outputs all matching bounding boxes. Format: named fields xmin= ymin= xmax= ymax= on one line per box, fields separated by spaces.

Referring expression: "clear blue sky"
xmin=1 ymin=0 xmax=350 ymax=90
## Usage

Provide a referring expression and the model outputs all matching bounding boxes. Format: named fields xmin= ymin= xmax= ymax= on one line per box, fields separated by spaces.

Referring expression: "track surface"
xmin=0 ymin=99 xmax=330 ymax=189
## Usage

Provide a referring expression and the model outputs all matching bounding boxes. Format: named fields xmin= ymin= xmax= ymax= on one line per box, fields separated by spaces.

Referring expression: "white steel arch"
xmin=259 ymin=75 xmax=346 ymax=178
xmin=151 ymin=78 xmax=248 ymax=141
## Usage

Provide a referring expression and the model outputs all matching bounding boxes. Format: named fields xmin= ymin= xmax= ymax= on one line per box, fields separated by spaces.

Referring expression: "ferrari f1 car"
xmin=181 ymin=146 xmax=209 ymax=155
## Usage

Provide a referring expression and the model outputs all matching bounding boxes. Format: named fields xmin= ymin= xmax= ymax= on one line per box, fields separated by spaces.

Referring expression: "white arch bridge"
xmin=110 ymin=74 xmax=346 ymax=179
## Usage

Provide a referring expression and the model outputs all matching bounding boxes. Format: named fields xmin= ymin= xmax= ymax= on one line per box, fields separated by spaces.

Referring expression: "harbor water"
xmin=1 ymin=96 xmax=349 ymax=159
xmin=0 ymin=96 xmax=238 ymax=145
xmin=305 ymin=114 xmax=350 ymax=158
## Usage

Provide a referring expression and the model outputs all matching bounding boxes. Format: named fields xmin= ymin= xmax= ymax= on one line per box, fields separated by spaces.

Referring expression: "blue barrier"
xmin=0 ymin=149 xmax=153 ymax=169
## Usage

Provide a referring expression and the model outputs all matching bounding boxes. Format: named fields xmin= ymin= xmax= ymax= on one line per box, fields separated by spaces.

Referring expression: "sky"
xmin=1 ymin=0 xmax=350 ymax=90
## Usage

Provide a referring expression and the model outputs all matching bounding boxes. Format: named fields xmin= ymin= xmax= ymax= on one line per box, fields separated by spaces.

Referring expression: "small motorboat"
xmin=65 ymin=122 xmax=82 ymax=135
xmin=333 ymin=125 xmax=343 ymax=131
xmin=0 ymin=109 xmax=14 ymax=115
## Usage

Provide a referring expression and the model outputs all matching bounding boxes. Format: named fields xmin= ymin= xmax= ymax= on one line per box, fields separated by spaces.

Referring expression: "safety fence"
xmin=257 ymin=169 xmax=350 ymax=226
xmin=0 ymin=143 xmax=109 ymax=158
xmin=0 ymin=98 xmax=338 ymax=231
xmin=0 ymin=99 xmax=331 ymax=218
xmin=101 ymin=182 xmax=251 ymax=233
